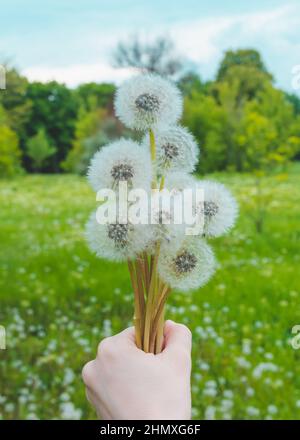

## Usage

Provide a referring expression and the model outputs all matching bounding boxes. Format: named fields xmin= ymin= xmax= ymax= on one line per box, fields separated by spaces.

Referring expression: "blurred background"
xmin=0 ymin=0 xmax=300 ymax=420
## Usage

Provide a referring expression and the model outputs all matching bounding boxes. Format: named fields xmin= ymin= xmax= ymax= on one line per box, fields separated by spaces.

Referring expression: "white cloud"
xmin=169 ymin=4 xmax=300 ymax=88
xmin=170 ymin=4 xmax=297 ymax=63
xmin=23 ymin=63 xmax=134 ymax=87
xmin=21 ymin=4 xmax=300 ymax=90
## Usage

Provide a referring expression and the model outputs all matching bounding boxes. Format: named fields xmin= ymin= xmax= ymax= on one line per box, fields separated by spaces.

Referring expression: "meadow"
xmin=0 ymin=165 xmax=300 ymax=420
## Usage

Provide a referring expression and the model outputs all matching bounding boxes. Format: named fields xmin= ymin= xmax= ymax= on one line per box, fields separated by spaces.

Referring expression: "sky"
xmin=1 ymin=0 xmax=300 ymax=91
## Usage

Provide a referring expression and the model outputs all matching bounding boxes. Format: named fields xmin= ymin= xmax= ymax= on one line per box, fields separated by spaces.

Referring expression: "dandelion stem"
xmin=143 ymin=244 xmax=160 ymax=352
xmin=149 ymin=284 xmax=170 ymax=353
xmin=155 ymin=306 xmax=165 ymax=354
xmin=149 ymin=128 xmax=156 ymax=162
xmin=127 ymin=259 xmax=142 ymax=349
xmin=143 ymin=251 xmax=150 ymax=291
xmin=135 ymin=259 xmax=146 ymax=326
xmin=159 ymin=175 xmax=165 ymax=191
xmin=149 ymin=128 xmax=157 ymax=189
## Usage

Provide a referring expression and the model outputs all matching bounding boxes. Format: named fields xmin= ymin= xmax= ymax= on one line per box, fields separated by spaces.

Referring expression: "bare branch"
xmin=112 ymin=35 xmax=183 ymax=78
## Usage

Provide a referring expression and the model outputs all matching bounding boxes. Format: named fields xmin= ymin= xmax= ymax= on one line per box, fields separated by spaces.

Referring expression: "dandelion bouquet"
xmin=86 ymin=74 xmax=238 ymax=354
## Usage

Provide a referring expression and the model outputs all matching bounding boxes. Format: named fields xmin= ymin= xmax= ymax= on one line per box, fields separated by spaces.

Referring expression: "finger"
xmin=82 ymin=360 xmax=97 ymax=388
xmin=107 ymin=326 xmax=139 ymax=351
xmin=114 ymin=326 xmax=136 ymax=344
xmin=161 ymin=320 xmax=192 ymax=357
xmin=96 ymin=326 xmax=142 ymax=363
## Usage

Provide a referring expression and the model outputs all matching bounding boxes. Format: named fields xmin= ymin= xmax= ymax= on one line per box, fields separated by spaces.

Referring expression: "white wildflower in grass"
xmin=85 ymin=212 xmax=153 ymax=262
xmin=267 ymin=405 xmax=278 ymax=415
xmin=87 ymin=139 xmax=151 ymax=191
xmin=115 ymin=74 xmax=182 ymax=131
xmin=158 ymin=237 xmax=216 ymax=291
xmin=143 ymin=125 xmax=199 ymax=173
xmin=205 ymin=405 xmax=216 ymax=420
xmin=60 ymin=402 xmax=82 ymax=420
xmin=203 ymin=387 xmax=217 ymax=397
xmin=223 ymin=390 xmax=234 ymax=399
xmin=246 ymin=406 xmax=260 ymax=418
xmin=195 ymin=180 xmax=238 ymax=237
xmin=236 ymin=356 xmax=251 ymax=369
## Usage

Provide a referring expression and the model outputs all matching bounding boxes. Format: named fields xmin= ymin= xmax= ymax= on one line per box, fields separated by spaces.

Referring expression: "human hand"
xmin=82 ymin=320 xmax=192 ymax=420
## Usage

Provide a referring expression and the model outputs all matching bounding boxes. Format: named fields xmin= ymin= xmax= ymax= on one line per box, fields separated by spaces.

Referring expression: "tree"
xmin=63 ymin=106 xmax=134 ymax=174
xmin=285 ymin=93 xmax=300 ymax=116
xmin=214 ymin=49 xmax=273 ymax=106
xmin=183 ymin=92 xmax=228 ymax=173
xmin=0 ymin=64 xmax=31 ymax=137
xmin=183 ymin=67 xmax=300 ymax=175
xmin=178 ymin=72 xmax=206 ymax=97
xmin=217 ymin=49 xmax=272 ymax=82
xmin=75 ymin=83 xmax=115 ymax=112
xmin=62 ymin=107 xmax=107 ymax=174
xmin=24 ymin=81 xmax=78 ymax=172
xmin=113 ymin=35 xmax=183 ymax=78
xmin=0 ymin=105 xmax=22 ymax=177
xmin=26 ymin=128 xmax=56 ymax=171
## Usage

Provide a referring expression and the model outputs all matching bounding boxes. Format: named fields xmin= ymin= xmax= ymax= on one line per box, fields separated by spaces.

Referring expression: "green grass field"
xmin=0 ymin=166 xmax=300 ymax=420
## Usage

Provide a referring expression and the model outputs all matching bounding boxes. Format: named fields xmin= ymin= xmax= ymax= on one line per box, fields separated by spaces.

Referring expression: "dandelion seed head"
xmin=174 ymin=251 xmax=197 ymax=274
xmin=135 ymin=93 xmax=160 ymax=112
xmin=115 ymin=74 xmax=182 ymax=131
xmin=107 ymin=223 xmax=129 ymax=249
xmin=203 ymin=201 xmax=219 ymax=218
xmin=158 ymin=237 xmax=216 ymax=291
xmin=143 ymin=125 xmax=198 ymax=173
xmin=162 ymin=142 xmax=179 ymax=160
xmin=164 ymin=171 xmax=198 ymax=195
xmin=195 ymin=180 xmax=238 ymax=237
xmin=87 ymin=138 xmax=151 ymax=192
xmin=147 ymin=195 xmax=186 ymax=255
xmin=85 ymin=212 xmax=153 ymax=262
xmin=110 ymin=163 xmax=134 ymax=182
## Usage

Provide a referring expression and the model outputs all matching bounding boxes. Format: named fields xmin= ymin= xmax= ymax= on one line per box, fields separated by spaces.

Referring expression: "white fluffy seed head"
xmin=145 ymin=190 xmax=186 ymax=255
xmin=164 ymin=171 xmax=198 ymax=194
xmin=114 ymin=74 xmax=183 ymax=131
xmin=196 ymin=180 xmax=238 ymax=237
xmin=85 ymin=211 xmax=154 ymax=262
xmin=158 ymin=237 xmax=216 ymax=291
xmin=144 ymin=125 xmax=199 ymax=174
xmin=87 ymin=138 xmax=152 ymax=192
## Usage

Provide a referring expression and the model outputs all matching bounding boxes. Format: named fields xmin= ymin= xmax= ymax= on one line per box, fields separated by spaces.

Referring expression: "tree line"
xmin=1 ymin=46 xmax=300 ymax=178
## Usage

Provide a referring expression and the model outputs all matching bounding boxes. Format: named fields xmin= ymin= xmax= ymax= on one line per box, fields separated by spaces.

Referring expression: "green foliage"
xmin=62 ymin=107 xmax=107 ymax=174
xmin=24 ymin=81 xmax=78 ymax=172
xmin=285 ymin=92 xmax=300 ymax=116
xmin=0 ymin=65 xmax=31 ymax=136
xmin=1 ymin=49 xmax=300 ymax=176
xmin=178 ymin=72 xmax=205 ymax=97
xmin=0 ymin=123 xmax=22 ymax=177
xmin=75 ymin=83 xmax=115 ymax=111
xmin=0 ymin=105 xmax=22 ymax=177
xmin=183 ymin=93 xmax=228 ymax=172
xmin=237 ymin=85 xmax=300 ymax=171
xmin=63 ymin=106 xmax=133 ymax=175
xmin=26 ymin=128 xmax=56 ymax=171
xmin=0 ymin=167 xmax=300 ymax=419
xmin=184 ymin=50 xmax=300 ymax=174
xmin=217 ymin=49 xmax=272 ymax=82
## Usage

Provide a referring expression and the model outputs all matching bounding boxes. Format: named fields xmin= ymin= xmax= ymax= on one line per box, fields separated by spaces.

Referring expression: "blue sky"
xmin=1 ymin=0 xmax=300 ymax=90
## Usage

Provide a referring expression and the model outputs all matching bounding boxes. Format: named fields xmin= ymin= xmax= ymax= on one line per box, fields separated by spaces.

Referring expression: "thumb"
xmin=161 ymin=320 xmax=192 ymax=358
